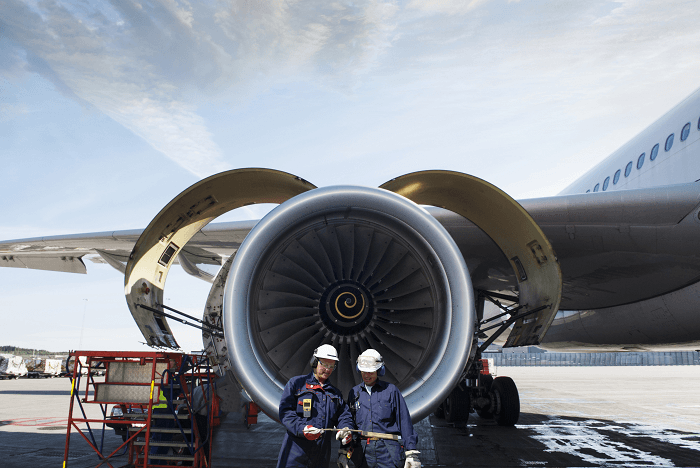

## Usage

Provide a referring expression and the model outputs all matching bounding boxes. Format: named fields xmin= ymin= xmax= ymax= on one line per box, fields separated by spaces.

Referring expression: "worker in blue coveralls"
xmin=277 ymin=344 xmax=355 ymax=468
xmin=344 ymin=349 xmax=421 ymax=468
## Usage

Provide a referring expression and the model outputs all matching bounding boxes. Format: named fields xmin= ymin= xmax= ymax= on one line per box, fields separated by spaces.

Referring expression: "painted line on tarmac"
xmin=1 ymin=417 xmax=68 ymax=426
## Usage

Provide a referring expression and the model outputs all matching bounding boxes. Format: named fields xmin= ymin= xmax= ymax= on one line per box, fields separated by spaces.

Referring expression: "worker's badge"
xmin=354 ymin=400 xmax=360 ymax=411
xmin=303 ymin=398 xmax=312 ymax=418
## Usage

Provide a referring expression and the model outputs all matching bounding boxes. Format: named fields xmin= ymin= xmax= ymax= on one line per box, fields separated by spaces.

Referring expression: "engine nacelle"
xmin=224 ymin=186 xmax=475 ymax=422
xmin=125 ymin=168 xmax=560 ymax=424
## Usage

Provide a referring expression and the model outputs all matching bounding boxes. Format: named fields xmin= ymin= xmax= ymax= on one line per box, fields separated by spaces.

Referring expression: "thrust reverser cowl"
xmin=224 ymin=185 xmax=475 ymax=423
xmin=124 ymin=169 xmax=315 ymax=348
xmin=124 ymin=168 xmax=560 ymax=423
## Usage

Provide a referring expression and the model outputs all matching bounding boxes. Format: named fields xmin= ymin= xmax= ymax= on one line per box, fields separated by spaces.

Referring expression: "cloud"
xmin=0 ymin=102 xmax=29 ymax=123
xmin=4 ymin=0 xmax=700 ymax=184
xmin=0 ymin=0 xmax=404 ymax=176
xmin=78 ymin=78 xmax=230 ymax=178
xmin=0 ymin=0 xmax=227 ymax=177
xmin=212 ymin=0 xmax=400 ymax=88
xmin=406 ymin=0 xmax=490 ymax=15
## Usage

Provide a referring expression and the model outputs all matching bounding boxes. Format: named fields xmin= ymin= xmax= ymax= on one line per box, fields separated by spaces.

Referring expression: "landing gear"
xmin=433 ymin=289 xmax=530 ymax=426
xmin=443 ymin=386 xmax=470 ymax=423
xmin=475 ymin=373 xmax=494 ymax=419
xmin=432 ymin=360 xmax=521 ymax=427
xmin=473 ymin=371 xmax=520 ymax=426
xmin=491 ymin=376 xmax=520 ymax=426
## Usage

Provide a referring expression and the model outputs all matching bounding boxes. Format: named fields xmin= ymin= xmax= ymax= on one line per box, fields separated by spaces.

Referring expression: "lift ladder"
xmin=63 ymin=350 xmax=216 ymax=468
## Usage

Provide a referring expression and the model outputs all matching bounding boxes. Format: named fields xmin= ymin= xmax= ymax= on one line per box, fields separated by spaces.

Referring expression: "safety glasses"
xmin=318 ymin=361 xmax=337 ymax=371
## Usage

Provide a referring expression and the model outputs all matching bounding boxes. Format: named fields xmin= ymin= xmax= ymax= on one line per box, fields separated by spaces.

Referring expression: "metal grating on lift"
xmin=63 ymin=350 xmax=219 ymax=468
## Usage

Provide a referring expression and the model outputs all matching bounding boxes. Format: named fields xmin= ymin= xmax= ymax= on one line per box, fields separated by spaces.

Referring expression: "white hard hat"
xmin=314 ymin=344 xmax=339 ymax=361
xmin=357 ymin=349 xmax=383 ymax=372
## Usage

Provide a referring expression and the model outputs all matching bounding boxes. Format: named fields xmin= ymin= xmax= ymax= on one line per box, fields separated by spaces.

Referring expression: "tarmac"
xmin=1 ymin=366 xmax=699 ymax=467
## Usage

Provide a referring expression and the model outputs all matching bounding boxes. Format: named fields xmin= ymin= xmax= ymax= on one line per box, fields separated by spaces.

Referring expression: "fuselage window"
xmin=602 ymin=176 xmax=610 ymax=191
xmin=681 ymin=123 xmax=691 ymax=141
xmin=625 ymin=161 xmax=633 ymax=177
xmin=613 ymin=169 xmax=621 ymax=185
xmin=637 ymin=152 xmax=645 ymax=170
xmin=650 ymin=143 xmax=659 ymax=161
xmin=665 ymin=133 xmax=674 ymax=151
xmin=698 ymin=117 xmax=700 ymax=130
xmin=593 ymin=183 xmax=600 ymax=192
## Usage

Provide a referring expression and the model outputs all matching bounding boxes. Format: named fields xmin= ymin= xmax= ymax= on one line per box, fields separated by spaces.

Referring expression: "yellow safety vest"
xmin=152 ymin=390 xmax=168 ymax=409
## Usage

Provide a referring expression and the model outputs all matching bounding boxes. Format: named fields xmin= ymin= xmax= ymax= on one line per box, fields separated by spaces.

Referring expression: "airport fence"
xmin=488 ymin=351 xmax=700 ymax=366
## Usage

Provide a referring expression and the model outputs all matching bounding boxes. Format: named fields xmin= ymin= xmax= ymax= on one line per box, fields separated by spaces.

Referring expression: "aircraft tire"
xmin=444 ymin=386 xmax=470 ymax=423
xmin=476 ymin=374 xmax=494 ymax=419
xmin=492 ymin=376 xmax=520 ymax=426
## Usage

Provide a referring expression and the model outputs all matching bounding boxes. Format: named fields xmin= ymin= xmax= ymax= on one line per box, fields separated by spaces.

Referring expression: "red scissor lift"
xmin=63 ymin=351 xmax=218 ymax=467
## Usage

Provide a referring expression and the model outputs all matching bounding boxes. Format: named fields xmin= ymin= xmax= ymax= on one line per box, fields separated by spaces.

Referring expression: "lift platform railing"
xmin=62 ymin=350 xmax=217 ymax=468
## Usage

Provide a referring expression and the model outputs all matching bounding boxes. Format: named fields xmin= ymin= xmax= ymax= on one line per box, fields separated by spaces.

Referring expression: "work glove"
xmin=337 ymin=448 xmax=352 ymax=468
xmin=404 ymin=450 xmax=421 ymax=468
xmin=303 ymin=425 xmax=323 ymax=440
xmin=335 ymin=427 xmax=352 ymax=445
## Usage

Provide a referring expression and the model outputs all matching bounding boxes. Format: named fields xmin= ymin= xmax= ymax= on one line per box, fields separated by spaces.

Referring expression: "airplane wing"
xmin=2 ymin=183 xmax=699 ymax=311
xmin=0 ymin=221 xmax=255 ymax=276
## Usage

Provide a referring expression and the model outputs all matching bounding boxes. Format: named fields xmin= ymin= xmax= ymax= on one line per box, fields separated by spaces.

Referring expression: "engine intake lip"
xmin=224 ymin=185 xmax=474 ymax=423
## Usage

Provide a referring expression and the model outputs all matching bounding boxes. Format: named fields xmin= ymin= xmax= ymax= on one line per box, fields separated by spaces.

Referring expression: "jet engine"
xmin=224 ymin=186 xmax=474 ymax=422
xmin=124 ymin=168 xmax=561 ymax=425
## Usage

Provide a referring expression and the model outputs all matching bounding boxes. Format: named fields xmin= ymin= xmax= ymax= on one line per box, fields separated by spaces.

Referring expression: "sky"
xmin=2 ymin=0 xmax=700 ymax=353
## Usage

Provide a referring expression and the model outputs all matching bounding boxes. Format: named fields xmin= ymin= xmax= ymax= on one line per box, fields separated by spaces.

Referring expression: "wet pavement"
xmin=210 ymin=366 xmax=700 ymax=467
xmin=0 ymin=366 xmax=698 ymax=467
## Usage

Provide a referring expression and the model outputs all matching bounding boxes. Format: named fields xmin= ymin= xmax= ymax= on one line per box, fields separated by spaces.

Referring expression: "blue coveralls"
xmin=277 ymin=373 xmax=354 ymax=468
xmin=348 ymin=380 xmax=418 ymax=468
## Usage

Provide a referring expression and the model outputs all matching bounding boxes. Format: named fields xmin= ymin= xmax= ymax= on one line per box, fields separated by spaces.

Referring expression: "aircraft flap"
xmin=0 ymin=254 xmax=86 ymax=274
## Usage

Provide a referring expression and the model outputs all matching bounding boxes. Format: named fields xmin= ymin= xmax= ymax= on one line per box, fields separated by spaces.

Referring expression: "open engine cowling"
xmin=125 ymin=168 xmax=561 ymax=424
xmin=224 ymin=186 xmax=475 ymax=422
